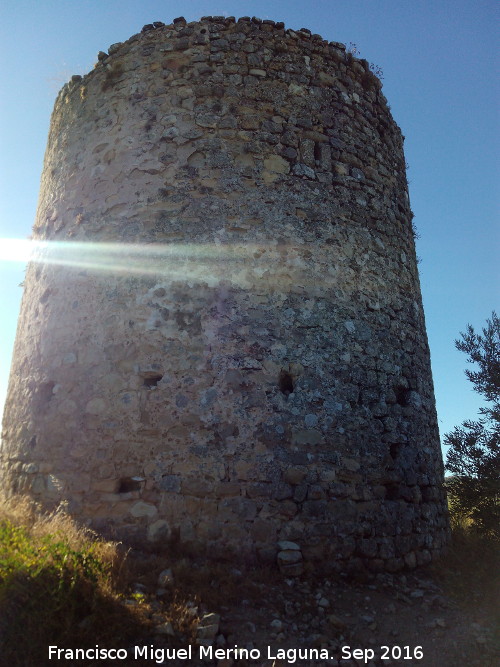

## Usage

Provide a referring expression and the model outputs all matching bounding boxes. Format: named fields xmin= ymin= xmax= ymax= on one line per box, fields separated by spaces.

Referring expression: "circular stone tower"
xmin=1 ymin=16 xmax=448 ymax=570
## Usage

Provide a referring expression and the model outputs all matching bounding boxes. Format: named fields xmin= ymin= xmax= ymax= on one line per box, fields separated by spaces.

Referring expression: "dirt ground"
xmin=123 ymin=551 xmax=499 ymax=667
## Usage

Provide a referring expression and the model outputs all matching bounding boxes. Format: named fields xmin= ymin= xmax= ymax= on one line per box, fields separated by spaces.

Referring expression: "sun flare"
xmin=0 ymin=237 xmax=308 ymax=288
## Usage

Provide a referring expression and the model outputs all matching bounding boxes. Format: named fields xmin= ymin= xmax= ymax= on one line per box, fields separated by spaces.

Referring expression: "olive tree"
xmin=444 ymin=312 xmax=500 ymax=538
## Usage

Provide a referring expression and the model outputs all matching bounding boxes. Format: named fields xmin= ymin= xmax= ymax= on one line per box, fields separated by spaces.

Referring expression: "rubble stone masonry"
xmin=1 ymin=16 xmax=449 ymax=571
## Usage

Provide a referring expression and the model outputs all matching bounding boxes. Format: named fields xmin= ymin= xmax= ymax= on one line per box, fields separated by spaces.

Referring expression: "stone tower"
xmin=1 ymin=16 xmax=448 ymax=571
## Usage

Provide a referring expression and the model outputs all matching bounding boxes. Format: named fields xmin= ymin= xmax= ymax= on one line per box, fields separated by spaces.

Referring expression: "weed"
xmin=0 ymin=497 xmax=148 ymax=666
xmin=412 ymin=220 xmax=420 ymax=240
xmin=345 ymin=42 xmax=384 ymax=91
xmin=347 ymin=42 xmax=360 ymax=57
xmin=369 ymin=62 xmax=384 ymax=80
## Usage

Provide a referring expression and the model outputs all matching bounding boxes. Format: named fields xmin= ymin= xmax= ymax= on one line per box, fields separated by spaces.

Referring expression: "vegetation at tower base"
xmin=444 ymin=312 xmax=500 ymax=539
xmin=1 ymin=16 xmax=448 ymax=572
xmin=0 ymin=497 xmax=145 ymax=666
xmin=1 ymin=494 xmax=498 ymax=667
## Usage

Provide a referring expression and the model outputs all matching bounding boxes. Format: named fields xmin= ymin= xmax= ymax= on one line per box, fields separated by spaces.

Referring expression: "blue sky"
xmin=0 ymin=0 xmax=498 ymax=457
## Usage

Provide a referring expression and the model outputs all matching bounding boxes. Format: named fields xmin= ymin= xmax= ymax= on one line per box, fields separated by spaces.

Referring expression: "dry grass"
xmin=0 ymin=494 xmax=273 ymax=666
xmin=1 ymin=494 xmax=119 ymax=565
xmin=0 ymin=495 xmax=151 ymax=666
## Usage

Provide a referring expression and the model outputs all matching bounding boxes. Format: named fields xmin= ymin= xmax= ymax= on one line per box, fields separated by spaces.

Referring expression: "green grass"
xmin=0 ymin=518 xmax=110 ymax=631
xmin=0 ymin=498 xmax=151 ymax=666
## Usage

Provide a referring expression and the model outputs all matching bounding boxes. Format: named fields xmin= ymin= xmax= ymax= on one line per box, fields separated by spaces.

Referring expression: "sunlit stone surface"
xmin=1 ymin=16 xmax=448 ymax=570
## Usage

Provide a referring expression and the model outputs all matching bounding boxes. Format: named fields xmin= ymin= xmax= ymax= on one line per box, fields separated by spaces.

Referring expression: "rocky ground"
xmin=120 ymin=552 xmax=499 ymax=667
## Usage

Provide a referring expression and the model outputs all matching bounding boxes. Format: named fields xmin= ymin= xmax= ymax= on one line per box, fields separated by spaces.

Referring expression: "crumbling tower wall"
xmin=1 ymin=16 xmax=448 ymax=570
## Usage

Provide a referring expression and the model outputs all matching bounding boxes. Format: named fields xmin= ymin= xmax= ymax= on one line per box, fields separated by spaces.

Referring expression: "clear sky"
xmin=0 ymin=0 xmax=498 ymax=458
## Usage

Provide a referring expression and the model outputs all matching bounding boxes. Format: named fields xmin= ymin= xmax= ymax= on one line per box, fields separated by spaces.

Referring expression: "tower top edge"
xmin=58 ymin=15 xmax=384 ymax=101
